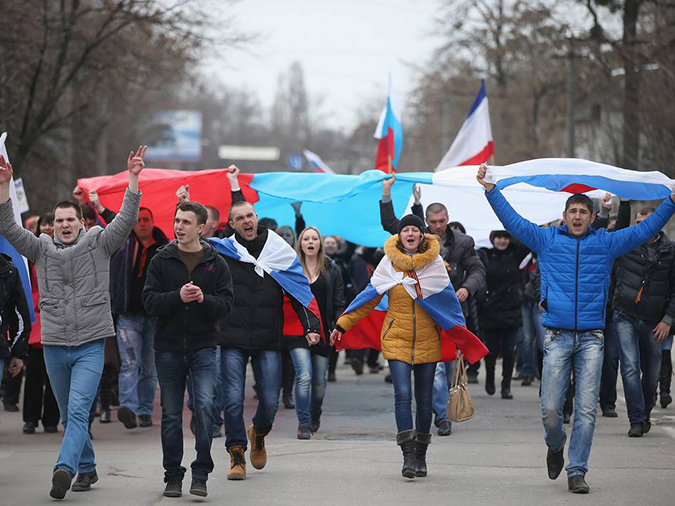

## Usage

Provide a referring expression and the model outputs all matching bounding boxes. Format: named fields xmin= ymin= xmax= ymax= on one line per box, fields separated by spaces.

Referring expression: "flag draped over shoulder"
xmin=337 ymin=254 xmax=488 ymax=364
xmin=208 ymin=231 xmax=323 ymax=338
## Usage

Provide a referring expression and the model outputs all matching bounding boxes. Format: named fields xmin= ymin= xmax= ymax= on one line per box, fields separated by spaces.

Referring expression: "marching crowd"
xmin=0 ymin=149 xmax=674 ymax=500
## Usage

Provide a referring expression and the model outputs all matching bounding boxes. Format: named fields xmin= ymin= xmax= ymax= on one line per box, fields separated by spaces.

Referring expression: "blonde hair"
xmin=297 ymin=227 xmax=327 ymax=279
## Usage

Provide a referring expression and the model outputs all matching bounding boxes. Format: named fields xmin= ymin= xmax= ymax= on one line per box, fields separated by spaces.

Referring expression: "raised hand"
xmin=72 ymin=186 xmax=87 ymax=204
xmin=88 ymin=189 xmax=104 ymax=211
xmin=601 ymin=192 xmax=612 ymax=210
xmin=476 ymin=163 xmax=495 ymax=192
xmin=227 ymin=165 xmax=241 ymax=191
xmin=128 ymin=145 xmax=147 ymax=176
xmin=291 ymin=201 xmax=303 ymax=216
xmin=413 ymin=184 xmax=422 ymax=205
xmin=382 ymin=175 xmax=396 ymax=196
xmin=176 ymin=185 xmax=190 ymax=203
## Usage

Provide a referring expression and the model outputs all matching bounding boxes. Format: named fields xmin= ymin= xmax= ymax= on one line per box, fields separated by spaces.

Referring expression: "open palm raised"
xmin=0 ymin=155 xmax=13 ymax=184
xmin=128 ymin=145 xmax=147 ymax=176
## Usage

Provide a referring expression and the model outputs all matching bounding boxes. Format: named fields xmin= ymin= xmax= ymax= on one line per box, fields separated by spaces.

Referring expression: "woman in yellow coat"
xmin=330 ymin=215 xmax=444 ymax=480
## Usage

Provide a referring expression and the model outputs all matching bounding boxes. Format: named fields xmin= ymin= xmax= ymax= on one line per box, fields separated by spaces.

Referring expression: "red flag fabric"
xmin=77 ymin=168 xmax=259 ymax=239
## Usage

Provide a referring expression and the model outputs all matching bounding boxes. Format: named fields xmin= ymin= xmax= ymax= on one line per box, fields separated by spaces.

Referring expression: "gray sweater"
xmin=0 ymin=188 xmax=141 ymax=346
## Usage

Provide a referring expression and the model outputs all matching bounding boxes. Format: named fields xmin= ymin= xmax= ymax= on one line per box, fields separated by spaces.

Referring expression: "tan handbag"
xmin=446 ymin=354 xmax=475 ymax=422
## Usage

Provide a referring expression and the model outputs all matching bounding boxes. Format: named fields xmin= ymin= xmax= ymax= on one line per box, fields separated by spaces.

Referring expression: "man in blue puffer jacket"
xmin=477 ymin=163 xmax=675 ymax=495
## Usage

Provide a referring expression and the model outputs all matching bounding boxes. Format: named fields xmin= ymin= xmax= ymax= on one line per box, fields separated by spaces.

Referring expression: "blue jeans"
xmin=221 ymin=348 xmax=281 ymax=449
xmin=541 ymin=329 xmax=603 ymax=478
xmin=188 ymin=345 xmax=224 ymax=430
xmin=44 ymin=340 xmax=104 ymax=477
xmin=389 ymin=360 xmax=436 ymax=434
xmin=116 ymin=314 xmax=157 ymax=416
xmin=599 ymin=322 xmax=619 ymax=410
xmin=432 ymin=361 xmax=455 ymax=423
xmin=155 ymin=348 xmax=217 ymax=482
xmin=290 ymin=348 xmax=329 ymax=426
xmin=519 ymin=302 xmax=543 ymax=376
xmin=613 ymin=310 xmax=662 ymax=425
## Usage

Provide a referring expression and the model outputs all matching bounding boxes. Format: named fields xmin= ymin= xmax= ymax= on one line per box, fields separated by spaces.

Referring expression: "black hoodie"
xmin=143 ymin=240 xmax=234 ymax=353
xmin=0 ymin=254 xmax=31 ymax=359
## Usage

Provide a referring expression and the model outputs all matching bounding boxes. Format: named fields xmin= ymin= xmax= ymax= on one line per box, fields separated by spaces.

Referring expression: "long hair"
xmin=395 ymin=232 xmax=434 ymax=254
xmin=297 ymin=227 xmax=327 ymax=280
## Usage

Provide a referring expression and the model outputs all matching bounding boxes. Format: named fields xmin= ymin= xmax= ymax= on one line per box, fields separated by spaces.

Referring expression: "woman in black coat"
xmin=478 ymin=231 xmax=530 ymax=399
xmin=287 ymin=227 xmax=344 ymax=439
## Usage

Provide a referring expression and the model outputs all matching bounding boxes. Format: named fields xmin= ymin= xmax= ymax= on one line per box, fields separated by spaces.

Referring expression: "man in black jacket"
xmin=111 ymin=207 xmax=169 ymax=429
xmin=143 ymin=201 xmax=234 ymax=499
xmin=611 ymin=205 xmax=675 ymax=437
xmin=0 ymin=253 xmax=31 ymax=393
xmin=380 ymin=176 xmax=485 ymax=436
xmin=220 ymin=200 xmax=320 ymax=481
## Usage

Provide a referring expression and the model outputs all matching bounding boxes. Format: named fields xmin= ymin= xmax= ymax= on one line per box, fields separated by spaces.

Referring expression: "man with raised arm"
xmin=476 ymin=163 xmax=675 ymax=494
xmin=0 ymin=147 xmax=145 ymax=500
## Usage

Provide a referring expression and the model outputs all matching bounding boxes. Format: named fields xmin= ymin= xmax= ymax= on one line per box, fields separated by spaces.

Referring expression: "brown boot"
xmin=227 ymin=446 xmax=246 ymax=480
xmin=248 ymin=425 xmax=268 ymax=470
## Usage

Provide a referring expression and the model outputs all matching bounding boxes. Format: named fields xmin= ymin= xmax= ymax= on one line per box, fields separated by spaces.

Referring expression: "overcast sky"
xmin=203 ymin=0 xmax=442 ymax=131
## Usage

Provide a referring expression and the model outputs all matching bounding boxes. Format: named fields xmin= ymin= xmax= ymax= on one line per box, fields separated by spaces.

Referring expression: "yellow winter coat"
xmin=336 ymin=234 xmax=443 ymax=365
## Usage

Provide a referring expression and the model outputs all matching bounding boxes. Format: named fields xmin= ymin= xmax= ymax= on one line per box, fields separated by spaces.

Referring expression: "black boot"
xmin=485 ymin=355 xmax=496 ymax=395
xmin=661 ymin=350 xmax=672 ymax=408
xmin=414 ymin=431 xmax=431 ymax=477
xmin=396 ymin=430 xmax=416 ymax=479
xmin=501 ymin=351 xmax=515 ymax=399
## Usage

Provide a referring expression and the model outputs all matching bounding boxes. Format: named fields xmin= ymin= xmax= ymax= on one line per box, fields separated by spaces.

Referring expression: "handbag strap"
xmin=450 ymin=352 xmax=466 ymax=388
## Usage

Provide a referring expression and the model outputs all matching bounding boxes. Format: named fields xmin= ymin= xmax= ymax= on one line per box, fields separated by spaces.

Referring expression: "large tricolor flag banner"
xmin=208 ymin=231 xmax=324 ymax=338
xmin=436 ymin=79 xmax=494 ymax=171
xmin=374 ymin=76 xmax=403 ymax=173
xmin=303 ymin=149 xmax=335 ymax=174
xmin=78 ymin=158 xmax=675 ymax=250
xmin=0 ymin=133 xmax=34 ymax=320
xmin=336 ymin=254 xmax=488 ymax=364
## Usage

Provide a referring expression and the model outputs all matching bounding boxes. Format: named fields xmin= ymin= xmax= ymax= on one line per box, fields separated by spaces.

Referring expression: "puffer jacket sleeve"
xmin=335 ymin=293 xmax=385 ymax=333
xmin=485 ymin=188 xmax=553 ymax=254
xmin=607 ymin=197 xmax=675 ymax=258
xmin=142 ymin=256 xmax=183 ymax=317
xmin=98 ymin=188 xmax=141 ymax=257
xmin=0 ymin=200 xmax=41 ymax=262
xmin=6 ymin=268 xmax=31 ymax=359
xmin=458 ymin=236 xmax=486 ymax=295
xmin=198 ymin=256 xmax=234 ymax=321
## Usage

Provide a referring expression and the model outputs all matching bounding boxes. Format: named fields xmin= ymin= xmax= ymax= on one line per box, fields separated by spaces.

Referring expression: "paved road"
xmin=1 ymin=361 xmax=674 ymax=505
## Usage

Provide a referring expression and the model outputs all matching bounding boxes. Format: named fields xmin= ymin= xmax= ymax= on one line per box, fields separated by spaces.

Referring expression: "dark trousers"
xmin=23 ymin=347 xmax=60 ymax=427
xmin=483 ymin=328 xmax=518 ymax=391
xmin=328 ymin=347 xmax=339 ymax=375
xmin=353 ymin=348 xmax=380 ymax=367
xmin=599 ymin=322 xmax=619 ymax=410
xmin=1 ymin=363 xmax=23 ymax=404
xmin=661 ymin=350 xmax=672 ymax=396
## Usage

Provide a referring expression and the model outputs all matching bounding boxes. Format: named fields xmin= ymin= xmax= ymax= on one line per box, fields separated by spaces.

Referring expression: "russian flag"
xmin=374 ymin=75 xmax=403 ymax=173
xmin=0 ymin=133 xmax=34 ymax=320
xmin=436 ymin=79 xmax=494 ymax=171
xmin=336 ymin=255 xmax=488 ymax=364
xmin=303 ymin=149 xmax=335 ymax=174
xmin=208 ymin=232 xmax=324 ymax=339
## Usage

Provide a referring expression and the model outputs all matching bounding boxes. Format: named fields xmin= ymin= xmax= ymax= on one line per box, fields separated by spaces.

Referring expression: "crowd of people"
xmin=0 ymin=151 xmax=674 ymax=499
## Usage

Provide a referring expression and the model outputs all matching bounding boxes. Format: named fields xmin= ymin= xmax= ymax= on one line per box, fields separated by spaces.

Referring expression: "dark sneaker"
xmin=643 ymin=420 xmax=651 ymax=434
xmin=189 ymin=478 xmax=207 ymax=497
xmin=661 ymin=393 xmax=672 ymax=409
xmin=437 ymin=420 xmax=452 ymax=436
xmin=568 ymin=475 xmax=590 ymax=494
xmin=44 ymin=425 xmax=58 ymax=433
xmin=297 ymin=424 xmax=311 ymax=440
xmin=521 ymin=376 xmax=533 ymax=386
xmin=99 ymin=409 xmax=111 ymax=423
xmin=602 ymin=407 xmax=618 ymax=418
xmin=164 ymin=476 xmax=182 ymax=497
xmin=327 ymin=371 xmax=336 ymax=382
xmin=117 ymin=406 xmax=137 ymax=429
xmin=351 ymin=360 xmax=364 ymax=375
xmin=23 ymin=422 xmax=36 ymax=434
xmin=3 ymin=402 xmax=19 ymax=412
xmin=628 ymin=423 xmax=644 ymax=437
xmin=50 ymin=468 xmax=72 ymax=499
xmin=501 ymin=389 xmax=513 ymax=400
xmin=467 ymin=372 xmax=479 ymax=384
xmin=138 ymin=414 xmax=153 ymax=428
xmin=384 ymin=374 xmax=393 ymax=384
xmin=310 ymin=411 xmax=321 ymax=433
xmin=546 ymin=447 xmax=564 ymax=480
xmin=72 ymin=471 xmax=98 ymax=492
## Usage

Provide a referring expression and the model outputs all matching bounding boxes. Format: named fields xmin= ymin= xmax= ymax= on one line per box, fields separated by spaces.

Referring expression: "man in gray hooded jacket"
xmin=0 ymin=147 xmax=145 ymax=500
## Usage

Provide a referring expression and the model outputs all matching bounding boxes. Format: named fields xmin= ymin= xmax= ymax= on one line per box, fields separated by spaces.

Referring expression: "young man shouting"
xmin=477 ymin=163 xmax=675 ymax=494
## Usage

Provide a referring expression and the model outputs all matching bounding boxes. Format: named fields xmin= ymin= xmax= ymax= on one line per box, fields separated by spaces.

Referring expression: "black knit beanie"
xmin=398 ymin=214 xmax=425 ymax=235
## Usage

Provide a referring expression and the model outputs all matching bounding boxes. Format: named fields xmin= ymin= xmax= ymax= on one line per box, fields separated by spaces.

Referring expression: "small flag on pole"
xmin=303 ymin=149 xmax=335 ymax=174
xmin=436 ymin=79 xmax=494 ymax=171
xmin=374 ymin=75 xmax=403 ymax=173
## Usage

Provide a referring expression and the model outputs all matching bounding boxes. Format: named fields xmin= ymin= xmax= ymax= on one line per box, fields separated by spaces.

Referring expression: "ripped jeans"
xmin=116 ymin=313 xmax=158 ymax=416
